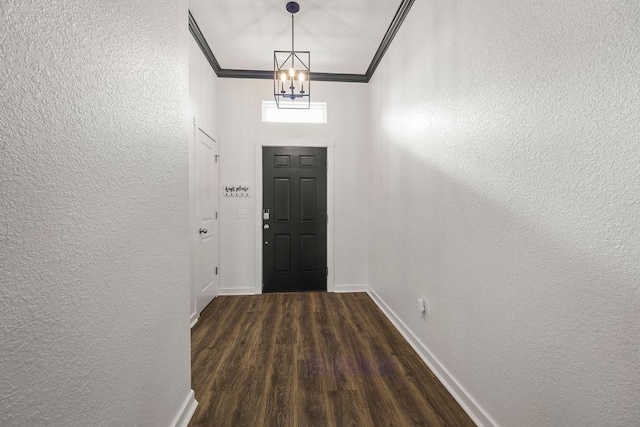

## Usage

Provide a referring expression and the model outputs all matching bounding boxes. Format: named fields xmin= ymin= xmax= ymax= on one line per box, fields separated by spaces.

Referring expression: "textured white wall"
xmin=217 ymin=79 xmax=369 ymax=292
xmin=0 ymin=1 xmax=192 ymax=426
xmin=368 ymin=0 xmax=640 ymax=425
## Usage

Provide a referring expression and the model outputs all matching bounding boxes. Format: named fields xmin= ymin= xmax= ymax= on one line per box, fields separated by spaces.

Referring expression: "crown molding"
xmin=365 ymin=0 xmax=415 ymax=81
xmin=188 ymin=0 xmax=415 ymax=84
xmin=212 ymin=68 xmax=368 ymax=83
xmin=188 ymin=11 xmax=221 ymax=75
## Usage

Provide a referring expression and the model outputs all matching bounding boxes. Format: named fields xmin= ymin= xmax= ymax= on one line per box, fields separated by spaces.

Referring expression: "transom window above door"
xmin=262 ymin=101 xmax=327 ymax=124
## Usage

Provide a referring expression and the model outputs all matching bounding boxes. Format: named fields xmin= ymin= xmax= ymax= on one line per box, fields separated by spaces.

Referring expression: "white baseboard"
xmin=332 ymin=284 xmax=369 ymax=293
xmin=366 ymin=287 xmax=496 ymax=427
xmin=218 ymin=287 xmax=256 ymax=296
xmin=220 ymin=285 xmax=369 ymax=295
xmin=190 ymin=312 xmax=199 ymax=329
xmin=171 ymin=389 xmax=198 ymax=427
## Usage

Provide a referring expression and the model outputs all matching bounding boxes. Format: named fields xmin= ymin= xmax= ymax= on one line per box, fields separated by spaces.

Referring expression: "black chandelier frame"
xmin=273 ymin=2 xmax=311 ymax=109
xmin=273 ymin=51 xmax=311 ymax=109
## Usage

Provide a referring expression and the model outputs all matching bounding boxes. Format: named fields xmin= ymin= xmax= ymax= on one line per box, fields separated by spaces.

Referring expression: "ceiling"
xmin=189 ymin=0 xmax=405 ymax=76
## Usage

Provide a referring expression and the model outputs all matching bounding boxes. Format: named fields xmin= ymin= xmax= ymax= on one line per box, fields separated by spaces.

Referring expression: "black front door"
xmin=263 ymin=146 xmax=327 ymax=292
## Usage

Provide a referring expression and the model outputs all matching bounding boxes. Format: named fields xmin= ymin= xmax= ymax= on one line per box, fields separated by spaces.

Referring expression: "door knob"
xmin=199 ymin=228 xmax=208 ymax=234
xmin=263 ymin=224 xmax=270 ymax=229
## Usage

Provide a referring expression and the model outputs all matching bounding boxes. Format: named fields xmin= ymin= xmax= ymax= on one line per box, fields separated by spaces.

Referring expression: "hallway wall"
xmin=368 ymin=0 xmax=640 ymax=425
xmin=189 ymin=36 xmax=219 ymax=321
xmin=216 ymin=79 xmax=369 ymax=293
xmin=189 ymin=38 xmax=219 ymax=142
xmin=1 ymin=1 xmax=193 ymax=425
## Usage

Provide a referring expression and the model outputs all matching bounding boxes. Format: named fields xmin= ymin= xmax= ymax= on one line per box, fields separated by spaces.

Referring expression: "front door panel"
xmin=263 ymin=147 xmax=327 ymax=292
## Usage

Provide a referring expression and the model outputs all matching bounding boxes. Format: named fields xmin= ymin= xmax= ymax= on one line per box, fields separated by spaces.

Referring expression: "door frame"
xmin=254 ymin=139 xmax=335 ymax=294
xmin=189 ymin=118 xmax=198 ymax=327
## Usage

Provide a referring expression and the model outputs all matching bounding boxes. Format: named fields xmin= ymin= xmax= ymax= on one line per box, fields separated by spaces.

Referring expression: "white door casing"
xmin=195 ymin=127 xmax=219 ymax=314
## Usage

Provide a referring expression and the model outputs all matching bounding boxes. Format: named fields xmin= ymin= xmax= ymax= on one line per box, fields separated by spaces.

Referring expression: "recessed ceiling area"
xmin=189 ymin=0 xmax=404 ymax=76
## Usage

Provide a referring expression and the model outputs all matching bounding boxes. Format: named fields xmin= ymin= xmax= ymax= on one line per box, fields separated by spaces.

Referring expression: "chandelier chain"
xmin=291 ymin=14 xmax=295 ymax=52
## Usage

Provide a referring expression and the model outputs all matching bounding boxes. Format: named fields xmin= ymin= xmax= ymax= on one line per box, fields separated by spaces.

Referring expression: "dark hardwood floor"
xmin=189 ymin=292 xmax=475 ymax=427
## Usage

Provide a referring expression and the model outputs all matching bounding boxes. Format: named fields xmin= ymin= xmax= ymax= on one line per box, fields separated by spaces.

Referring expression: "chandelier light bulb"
xmin=299 ymin=73 xmax=305 ymax=81
xmin=289 ymin=68 xmax=295 ymax=77
xmin=280 ymin=73 xmax=287 ymax=81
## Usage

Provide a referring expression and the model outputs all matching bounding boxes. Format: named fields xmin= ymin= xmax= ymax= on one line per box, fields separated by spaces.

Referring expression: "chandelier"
xmin=273 ymin=2 xmax=310 ymax=109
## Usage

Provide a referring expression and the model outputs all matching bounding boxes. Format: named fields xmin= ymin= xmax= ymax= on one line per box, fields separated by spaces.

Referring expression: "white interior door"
xmin=195 ymin=128 xmax=219 ymax=313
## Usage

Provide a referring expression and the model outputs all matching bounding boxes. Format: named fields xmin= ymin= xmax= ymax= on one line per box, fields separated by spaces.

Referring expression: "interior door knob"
xmin=199 ymin=228 xmax=208 ymax=234
xmin=264 ymin=224 xmax=270 ymax=229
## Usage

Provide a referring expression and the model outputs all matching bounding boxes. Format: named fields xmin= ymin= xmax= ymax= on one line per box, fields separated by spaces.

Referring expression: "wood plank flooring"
xmin=190 ymin=292 xmax=475 ymax=427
